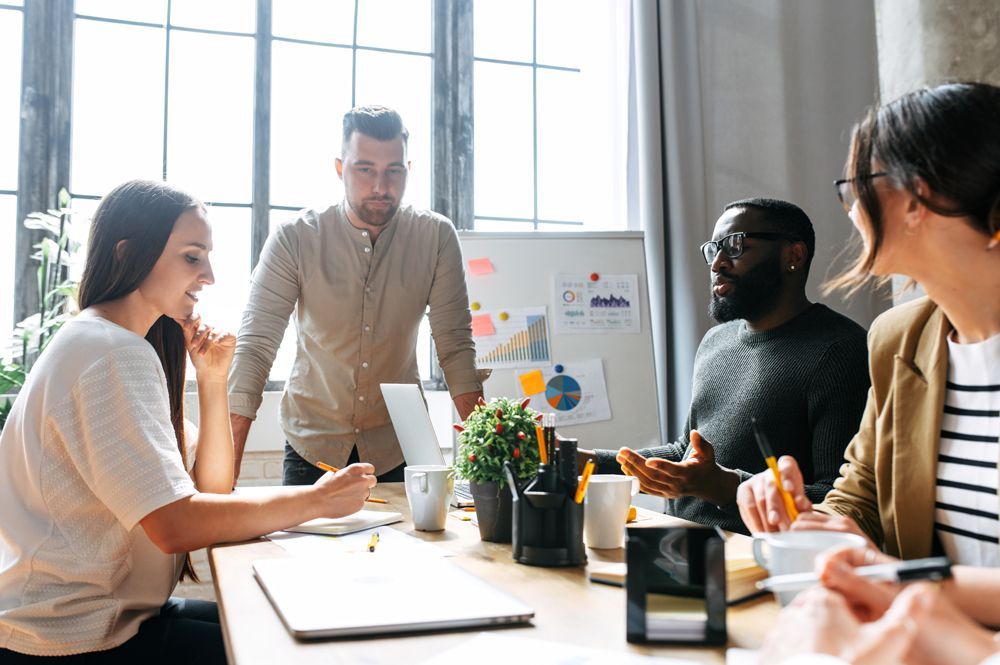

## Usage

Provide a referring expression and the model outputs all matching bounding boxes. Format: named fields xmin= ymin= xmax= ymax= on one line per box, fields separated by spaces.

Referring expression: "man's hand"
xmin=616 ymin=430 xmax=741 ymax=505
xmin=230 ymin=413 xmax=253 ymax=482
xmin=453 ymin=390 xmax=483 ymax=421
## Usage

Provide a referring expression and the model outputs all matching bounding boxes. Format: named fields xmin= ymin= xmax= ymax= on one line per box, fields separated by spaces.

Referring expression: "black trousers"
xmin=282 ymin=441 xmax=404 ymax=485
xmin=0 ymin=597 xmax=225 ymax=664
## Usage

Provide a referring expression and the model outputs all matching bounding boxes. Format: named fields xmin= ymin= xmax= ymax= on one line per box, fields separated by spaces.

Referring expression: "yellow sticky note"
xmin=518 ymin=369 xmax=546 ymax=396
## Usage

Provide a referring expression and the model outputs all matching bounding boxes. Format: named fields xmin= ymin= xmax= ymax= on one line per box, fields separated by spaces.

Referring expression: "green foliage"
xmin=0 ymin=189 xmax=81 ymax=431
xmin=453 ymin=396 xmax=542 ymax=487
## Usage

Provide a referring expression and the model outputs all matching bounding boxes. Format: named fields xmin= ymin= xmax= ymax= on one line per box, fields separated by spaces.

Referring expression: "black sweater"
xmin=595 ymin=304 xmax=870 ymax=534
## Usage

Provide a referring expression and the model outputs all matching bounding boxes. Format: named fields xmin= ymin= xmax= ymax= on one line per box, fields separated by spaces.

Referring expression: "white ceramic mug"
xmin=583 ymin=475 xmax=640 ymax=549
xmin=752 ymin=530 xmax=868 ymax=605
xmin=404 ymin=465 xmax=454 ymax=532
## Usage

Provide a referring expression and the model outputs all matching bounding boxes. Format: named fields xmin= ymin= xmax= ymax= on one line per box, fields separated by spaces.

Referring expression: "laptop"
xmin=380 ymin=383 xmax=474 ymax=507
xmin=253 ymin=555 xmax=534 ymax=639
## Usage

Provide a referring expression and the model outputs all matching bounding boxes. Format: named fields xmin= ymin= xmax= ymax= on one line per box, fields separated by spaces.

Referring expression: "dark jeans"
xmin=282 ymin=442 xmax=404 ymax=485
xmin=0 ymin=598 xmax=225 ymax=664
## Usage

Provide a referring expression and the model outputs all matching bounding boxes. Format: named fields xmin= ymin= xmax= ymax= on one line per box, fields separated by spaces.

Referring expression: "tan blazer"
xmin=819 ymin=296 xmax=950 ymax=559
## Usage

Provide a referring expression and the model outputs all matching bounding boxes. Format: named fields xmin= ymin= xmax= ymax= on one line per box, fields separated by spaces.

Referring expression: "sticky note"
xmin=518 ymin=369 xmax=546 ymax=395
xmin=472 ymin=314 xmax=495 ymax=337
xmin=468 ymin=258 xmax=495 ymax=276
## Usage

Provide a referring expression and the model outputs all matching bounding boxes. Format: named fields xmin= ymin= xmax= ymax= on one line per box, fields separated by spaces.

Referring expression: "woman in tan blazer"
xmin=738 ymin=81 xmax=1000 ymax=642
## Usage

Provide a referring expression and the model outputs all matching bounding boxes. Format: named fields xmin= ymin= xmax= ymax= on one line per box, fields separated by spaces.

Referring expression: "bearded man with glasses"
xmin=579 ymin=198 xmax=871 ymax=534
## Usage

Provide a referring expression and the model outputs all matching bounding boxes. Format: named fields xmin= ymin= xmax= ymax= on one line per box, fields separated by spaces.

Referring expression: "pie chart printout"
xmin=546 ymin=374 xmax=582 ymax=411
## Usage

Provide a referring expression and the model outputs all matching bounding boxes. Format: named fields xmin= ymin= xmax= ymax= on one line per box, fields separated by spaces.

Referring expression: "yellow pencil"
xmin=367 ymin=532 xmax=380 ymax=552
xmin=750 ymin=418 xmax=799 ymax=521
xmin=317 ymin=461 xmax=387 ymax=504
xmin=534 ymin=425 xmax=547 ymax=464
xmin=574 ymin=459 xmax=596 ymax=504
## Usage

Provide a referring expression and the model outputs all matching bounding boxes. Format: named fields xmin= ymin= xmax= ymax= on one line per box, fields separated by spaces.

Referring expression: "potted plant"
xmin=453 ymin=396 xmax=541 ymax=543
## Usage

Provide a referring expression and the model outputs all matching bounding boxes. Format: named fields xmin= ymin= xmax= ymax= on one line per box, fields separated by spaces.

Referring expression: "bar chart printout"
xmin=474 ymin=307 xmax=551 ymax=369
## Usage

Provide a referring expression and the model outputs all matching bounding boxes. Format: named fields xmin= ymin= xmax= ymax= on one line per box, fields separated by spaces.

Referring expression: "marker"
xmin=367 ymin=531 xmax=380 ymax=552
xmin=759 ymin=556 xmax=952 ymax=593
xmin=750 ymin=418 xmax=799 ymax=521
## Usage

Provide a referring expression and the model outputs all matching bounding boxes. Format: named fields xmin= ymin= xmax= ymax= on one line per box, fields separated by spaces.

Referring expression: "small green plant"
xmin=453 ymin=396 xmax=542 ymax=486
xmin=0 ymin=188 xmax=81 ymax=429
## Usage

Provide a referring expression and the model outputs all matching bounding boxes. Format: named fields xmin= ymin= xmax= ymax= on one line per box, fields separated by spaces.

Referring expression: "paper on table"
xmin=283 ymin=509 xmax=402 ymax=535
xmin=726 ymin=648 xmax=759 ymax=665
xmin=266 ymin=525 xmax=455 ymax=559
xmin=419 ymin=632 xmax=700 ymax=664
xmin=467 ymin=257 xmax=495 ymax=275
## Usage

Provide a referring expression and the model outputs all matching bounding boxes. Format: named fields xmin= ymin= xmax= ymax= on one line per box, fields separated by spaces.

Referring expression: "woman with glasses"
xmin=739 ymin=81 xmax=1000 ymax=663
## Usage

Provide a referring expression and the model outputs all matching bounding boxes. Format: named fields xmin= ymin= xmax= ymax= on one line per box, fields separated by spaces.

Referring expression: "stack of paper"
xmin=725 ymin=535 xmax=768 ymax=603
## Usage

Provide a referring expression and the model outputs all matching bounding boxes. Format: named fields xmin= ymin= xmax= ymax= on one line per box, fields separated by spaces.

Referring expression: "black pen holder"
xmin=508 ymin=467 xmax=587 ymax=567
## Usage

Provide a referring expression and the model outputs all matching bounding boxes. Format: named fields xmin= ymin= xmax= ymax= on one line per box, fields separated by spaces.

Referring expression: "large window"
xmin=5 ymin=0 xmax=627 ymax=385
xmin=0 ymin=1 xmax=22 ymax=345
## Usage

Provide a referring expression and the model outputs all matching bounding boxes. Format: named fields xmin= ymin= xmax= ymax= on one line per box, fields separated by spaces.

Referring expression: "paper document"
xmin=554 ymin=273 xmax=641 ymax=334
xmin=283 ymin=509 xmax=402 ymax=536
xmin=518 ymin=358 xmax=611 ymax=426
xmin=420 ymin=633 xmax=699 ymax=664
xmin=267 ymin=525 xmax=454 ymax=559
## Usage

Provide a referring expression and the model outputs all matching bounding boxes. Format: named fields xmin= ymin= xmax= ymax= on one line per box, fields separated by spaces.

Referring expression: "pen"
xmin=317 ymin=461 xmax=387 ymax=504
xmin=574 ymin=459 xmax=596 ymax=504
xmin=367 ymin=531 xmax=380 ymax=552
xmin=758 ymin=556 xmax=952 ymax=593
xmin=750 ymin=417 xmax=799 ymax=521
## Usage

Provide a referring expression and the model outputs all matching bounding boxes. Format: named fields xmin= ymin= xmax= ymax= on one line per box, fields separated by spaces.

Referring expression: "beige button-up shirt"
xmin=228 ymin=203 xmax=480 ymax=474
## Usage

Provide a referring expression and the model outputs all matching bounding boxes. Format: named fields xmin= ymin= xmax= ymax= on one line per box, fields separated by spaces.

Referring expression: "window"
xmin=7 ymin=0 xmax=628 ymax=387
xmin=0 ymin=2 xmax=22 ymax=344
xmin=472 ymin=0 xmax=626 ymax=231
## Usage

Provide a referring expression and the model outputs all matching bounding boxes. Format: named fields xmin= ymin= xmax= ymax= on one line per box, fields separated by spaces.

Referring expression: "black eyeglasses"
xmin=834 ymin=172 xmax=889 ymax=212
xmin=699 ymin=232 xmax=800 ymax=265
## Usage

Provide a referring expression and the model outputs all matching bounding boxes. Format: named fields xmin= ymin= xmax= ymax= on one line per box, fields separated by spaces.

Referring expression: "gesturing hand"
xmin=175 ymin=315 xmax=236 ymax=382
xmin=616 ymin=430 xmax=740 ymax=505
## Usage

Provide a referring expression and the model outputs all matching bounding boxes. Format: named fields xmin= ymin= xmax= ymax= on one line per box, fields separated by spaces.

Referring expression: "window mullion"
xmin=15 ymin=0 xmax=73 ymax=324
xmin=251 ymin=0 xmax=272 ymax=267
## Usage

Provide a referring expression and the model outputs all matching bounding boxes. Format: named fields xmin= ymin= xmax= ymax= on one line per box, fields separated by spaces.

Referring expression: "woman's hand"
xmin=736 ymin=455 xmax=813 ymax=531
xmin=176 ymin=315 xmax=236 ymax=382
xmin=759 ymin=585 xmax=915 ymax=665
xmin=312 ymin=463 xmax=378 ymax=518
xmin=816 ymin=546 xmax=900 ymax=622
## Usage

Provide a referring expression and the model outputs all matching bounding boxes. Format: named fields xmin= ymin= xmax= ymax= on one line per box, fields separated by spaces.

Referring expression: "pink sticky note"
xmin=472 ymin=314 xmax=496 ymax=337
xmin=468 ymin=258 xmax=495 ymax=276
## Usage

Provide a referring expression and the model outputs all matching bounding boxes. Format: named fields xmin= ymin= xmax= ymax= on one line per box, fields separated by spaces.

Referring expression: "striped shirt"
xmin=934 ymin=331 xmax=1000 ymax=567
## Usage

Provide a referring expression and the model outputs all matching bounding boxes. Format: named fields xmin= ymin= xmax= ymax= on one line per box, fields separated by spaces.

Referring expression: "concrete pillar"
xmin=876 ymin=0 xmax=1000 ymax=101
xmin=875 ymin=0 xmax=1000 ymax=302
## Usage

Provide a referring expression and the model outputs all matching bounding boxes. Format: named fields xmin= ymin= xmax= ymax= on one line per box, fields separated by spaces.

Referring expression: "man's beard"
xmin=708 ymin=254 xmax=784 ymax=323
xmin=350 ymin=197 xmax=399 ymax=226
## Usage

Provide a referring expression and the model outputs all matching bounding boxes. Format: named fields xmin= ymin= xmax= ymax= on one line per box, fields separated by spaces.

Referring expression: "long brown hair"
xmin=78 ymin=180 xmax=200 ymax=580
xmin=825 ymin=82 xmax=1000 ymax=296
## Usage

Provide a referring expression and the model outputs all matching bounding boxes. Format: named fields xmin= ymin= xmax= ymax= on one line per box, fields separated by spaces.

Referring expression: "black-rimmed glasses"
xmin=834 ymin=172 xmax=889 ymax=211
xmin=699 ymin=232 xmax=800 ymax=265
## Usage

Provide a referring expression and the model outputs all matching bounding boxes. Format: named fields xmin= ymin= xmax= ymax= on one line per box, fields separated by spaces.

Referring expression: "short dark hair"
xmin=342 ymin=105 xmax=409 ymax=150
xmin=723 ymin=197 xmax=816 ymax=268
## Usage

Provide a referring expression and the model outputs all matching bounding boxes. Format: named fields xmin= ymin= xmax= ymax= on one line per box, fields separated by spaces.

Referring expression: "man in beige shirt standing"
xmin=228 ymin=106 xmax=482 ymax=484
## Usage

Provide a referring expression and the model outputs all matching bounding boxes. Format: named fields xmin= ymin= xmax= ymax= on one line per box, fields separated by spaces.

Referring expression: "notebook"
xmin=253 ymin=555 xmax=534 ymax=638
xmin=380 ymin=383 xmax=474 ymax=507
xmin=283 ymin=509 xmax=403 ymax=536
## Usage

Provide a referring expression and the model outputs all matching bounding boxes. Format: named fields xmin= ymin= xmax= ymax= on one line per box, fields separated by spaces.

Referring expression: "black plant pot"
xmin=469 ymin=480 xmax=513 ymax=543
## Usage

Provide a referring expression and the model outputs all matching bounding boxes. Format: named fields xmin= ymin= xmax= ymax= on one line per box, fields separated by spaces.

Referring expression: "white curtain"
xmin=629 ymin=0 xmax=888 ymax=441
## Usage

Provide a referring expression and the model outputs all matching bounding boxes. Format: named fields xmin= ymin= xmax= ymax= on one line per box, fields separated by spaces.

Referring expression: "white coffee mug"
xmin=752 ymin=530 xmax=868 ymax=605
xmin=404 ymin=465 xmax=454 ymax=532
xmin=583 ymin=474 xmax=640 ymax=549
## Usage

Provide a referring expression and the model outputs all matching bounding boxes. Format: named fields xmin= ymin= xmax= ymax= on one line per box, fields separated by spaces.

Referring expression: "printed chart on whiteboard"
xmin=516 ymin=359 xmax=611 ymax=426
xmin=472 ymin=306 xmax=551 ymax=370
xmin=554 ymin=274 xmax=641 ymax=334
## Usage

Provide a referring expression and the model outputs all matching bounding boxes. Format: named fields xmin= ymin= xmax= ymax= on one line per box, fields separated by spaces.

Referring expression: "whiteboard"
xmin=457 ymin=231 xmax=662 ymax=451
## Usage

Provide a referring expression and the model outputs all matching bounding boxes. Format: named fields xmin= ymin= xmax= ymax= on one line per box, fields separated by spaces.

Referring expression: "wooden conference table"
xmin=209 ymin=484 xmax=779 ymax=664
